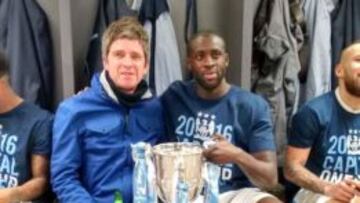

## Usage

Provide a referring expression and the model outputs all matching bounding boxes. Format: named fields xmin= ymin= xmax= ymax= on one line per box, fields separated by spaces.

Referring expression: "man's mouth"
xmin=121 ymin=72 xmax=134 ymax=76
xmin=204 ymin=72 xmax=217 ymax=80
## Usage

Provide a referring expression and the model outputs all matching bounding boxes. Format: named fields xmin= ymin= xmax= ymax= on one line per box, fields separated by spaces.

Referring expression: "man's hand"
xmin=354 ymin=179 xmax=360 ymax=191
xmin=203 ymin=134 xmax=239 ymax=164
xmin=0 ymin=187 xmax=17 ymax=203
xmin=324 ymin=177 xmax=360 ymax=203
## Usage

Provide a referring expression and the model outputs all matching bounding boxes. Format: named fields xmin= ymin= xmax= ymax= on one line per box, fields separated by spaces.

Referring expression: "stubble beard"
xmin=344 ymin=74 xmax=360 ymax=97
xmin=195 ymin=72 xmax=224 ymax=91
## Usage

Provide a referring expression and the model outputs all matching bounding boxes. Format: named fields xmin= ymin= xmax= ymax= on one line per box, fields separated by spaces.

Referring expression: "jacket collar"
xmin=98 ymin=71 xmax=152 ymax=104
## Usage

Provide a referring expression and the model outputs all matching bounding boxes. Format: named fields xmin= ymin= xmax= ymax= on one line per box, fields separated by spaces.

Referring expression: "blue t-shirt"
xmin=289 ymin=92 xmax=360 ymax=182
xmin=0 ymin=102 xmax=52 ymax=188
xmin=161 ymin=81 xmax=275 ymax=192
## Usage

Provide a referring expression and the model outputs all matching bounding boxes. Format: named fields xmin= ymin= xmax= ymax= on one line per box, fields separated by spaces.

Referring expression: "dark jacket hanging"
xmin=84 ymin=0 xmax=135 ymax=88
xmin=139 ymin=0 xmax=168 ymax=95
xmin=0 ymin=0 xmax=53 ymax=110
xmin=184 ymin=0 xmax=198 ymax=44
xmin=139 ymin=0 xmax=183 ymax=95
xmin=331 ymin=0 xmax=360 ymax=88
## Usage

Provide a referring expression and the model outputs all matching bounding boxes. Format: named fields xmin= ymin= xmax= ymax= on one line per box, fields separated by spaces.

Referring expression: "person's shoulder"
xmin=295 ymin=92 xmax=335 ymax=122
xmin=56 ymin=94 xmax=83 ymax=113
xmin=166 ymin=80 xmax=190 ymax=92
xmin=162 ymin=80 xmax=192 ymax=98
xmin=302 ymin=92 xmax=334 ymax=112
xmin=57 ymin=86 xmax=100 ymax=112
xmin=61 ymin=73 xmax=105 ymax=108
xmin=19 ymin=102 xmax=53 ymax=122
xmin=53 ymin=87 xmax=105 ymax=127
xmin=229 ymin=85 xmax=268 ymax=106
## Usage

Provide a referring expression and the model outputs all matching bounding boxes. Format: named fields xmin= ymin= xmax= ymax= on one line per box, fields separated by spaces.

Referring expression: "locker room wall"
xmin=36 ymin=0 xmax=261 ymax=107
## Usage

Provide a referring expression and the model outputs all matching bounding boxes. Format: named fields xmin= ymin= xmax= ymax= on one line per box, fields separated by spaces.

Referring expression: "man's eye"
xmin=194 ymin=54 xmax=204 ymax=61
xmin=211 ymin=51 xmax=223 ymax=59
xmin=114 ymin=52 xmax=125 ymax=58
xmin=131 ymin=53 xmax=142 ymax=60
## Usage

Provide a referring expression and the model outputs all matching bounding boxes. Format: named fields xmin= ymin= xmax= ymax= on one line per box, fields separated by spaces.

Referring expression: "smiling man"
xmin=161 ymin=31 xmax=281 ymax=203
xmin=51 ymin=17 xmax=165 ymax=203
xmin=285 ymin=41 xmax=360 ymax=203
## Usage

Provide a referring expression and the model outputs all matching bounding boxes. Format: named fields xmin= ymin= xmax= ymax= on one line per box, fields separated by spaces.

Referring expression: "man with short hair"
xmin=161 ymin=31 xmax=281 ymax=203
xmin=285 ymin=41 xmax=360 ymax=203
xmin=0 ymin=50 xmax=52 ymax=203
xmin=51 ymin=17 xmax=165 ymax=203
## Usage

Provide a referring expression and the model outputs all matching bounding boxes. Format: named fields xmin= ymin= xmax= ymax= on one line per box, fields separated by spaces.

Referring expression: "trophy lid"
xmin=152 ymin=142 xmax=203 ymax=156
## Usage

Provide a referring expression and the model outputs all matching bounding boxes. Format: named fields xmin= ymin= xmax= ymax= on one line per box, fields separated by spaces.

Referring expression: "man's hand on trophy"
xmin=203 ymin=133 xmax=240 ymax=165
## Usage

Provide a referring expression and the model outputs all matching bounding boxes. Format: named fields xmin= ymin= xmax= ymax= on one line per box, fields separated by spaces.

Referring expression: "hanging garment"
xmin=131 ymin=0 xmax=142 ymax=10
xmin=139 ymin=0 xmax=182 ymax=96
xmin=184 ymin=0 xmax=198 ymax=80
xmin=84 ymin=0 xmax=136 ymax=87
xmin=289 ymin=0 xmax=308 ymax=84
xmin=299 ymin=0 xmax=338 ymax=103
xmin=184 ymin=0 xmax=198 ymax=43
xmin=252 ymin=0 xmax=301 ymax=165
xmin=0 ymin=0 xmax=53 ymax=110
xmin=331 ymin=0 xmax=360 ymax=88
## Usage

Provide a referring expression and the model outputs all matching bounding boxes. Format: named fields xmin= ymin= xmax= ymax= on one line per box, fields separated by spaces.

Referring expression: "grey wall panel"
xmin=36 ymin=0 xmax=62 ymax=107
xmin=229 ymin=0 xmax=261 ymax=89
xmin=57 ymin=0 xmax=75 ymax=102
xmin=168 ymin=0 xmax=187 ymax=73
xmin=70 ymin=0 xmax=98 ymax=91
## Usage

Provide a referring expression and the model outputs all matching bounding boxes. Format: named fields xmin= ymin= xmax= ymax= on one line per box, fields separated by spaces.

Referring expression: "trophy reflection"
xmin=152 ymin=142 xmax=204 ymax=203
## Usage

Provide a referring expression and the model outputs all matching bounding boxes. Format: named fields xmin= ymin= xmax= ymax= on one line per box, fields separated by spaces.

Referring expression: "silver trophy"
xmin=152 ymin=142 xmax=204 ymax=203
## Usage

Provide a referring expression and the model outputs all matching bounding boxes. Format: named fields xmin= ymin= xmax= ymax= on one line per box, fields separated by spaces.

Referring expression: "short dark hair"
xmin=186 ymin=31 xmax=227 ymax=56
xmin=0 ymin=50 xmax=9 ymax=78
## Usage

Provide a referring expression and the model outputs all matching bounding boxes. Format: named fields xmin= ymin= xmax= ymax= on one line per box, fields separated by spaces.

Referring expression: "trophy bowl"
xmin=152 ymin=142 xmax=204 ymax=203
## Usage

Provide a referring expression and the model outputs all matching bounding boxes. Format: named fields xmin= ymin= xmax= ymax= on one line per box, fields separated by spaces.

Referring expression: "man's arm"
xmin=284 ymin=146 xmax=329 ymax=193
xmin=51 ymin=104 xmax=94 ymax=203
xmin=284 ymin=146 xmax=357 ymax=202
xmin=16 ymin=154 xmax=49 ymax=200
xmin=204 ymin=134 xmax=278 ymax=189
xmin=0 ymin=155 xmax=48 ymax=203
xmin=241 ymin=150 xmax=278 ymax=189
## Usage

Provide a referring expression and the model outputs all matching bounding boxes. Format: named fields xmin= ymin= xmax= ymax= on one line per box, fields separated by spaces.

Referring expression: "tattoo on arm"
xmin=285 ymin=161 xmax=328 ymax=194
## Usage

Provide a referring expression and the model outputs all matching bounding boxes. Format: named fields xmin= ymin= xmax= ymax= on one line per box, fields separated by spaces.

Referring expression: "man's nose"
xmin=122 ymin=55 xmax=134 ymax=68
xmin=203 ymin=55 xmax=215 ymax=67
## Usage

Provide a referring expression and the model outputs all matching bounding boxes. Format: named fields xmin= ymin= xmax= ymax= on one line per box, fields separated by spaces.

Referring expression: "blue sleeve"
xmin=160 ymin=90 xmax=178 ymax=142
xmin=31 ymin=113 xmax=53 ymax=155
xmin=51 ymin=104 xmax=95 ymax=203
xmin=249 ymin=97 xmax=276 ymax=153
xmin=288 ymin=105 xmax=319 ymax=148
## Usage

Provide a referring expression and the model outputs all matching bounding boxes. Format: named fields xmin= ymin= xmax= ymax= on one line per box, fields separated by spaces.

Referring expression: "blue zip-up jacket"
xmin=51 ymin=74 xmax=166 ymax=203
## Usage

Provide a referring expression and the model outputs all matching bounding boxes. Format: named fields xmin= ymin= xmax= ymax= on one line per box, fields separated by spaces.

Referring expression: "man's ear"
xmin=186 ymin=57 xmax=192 ymax=72
xmin=335 ymin=64 xmax=343 ymax=78
xmin=0 ymin=74 xmax=7 ymax=83
xmin=225 ymin=53 xmax=230 ymax=67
